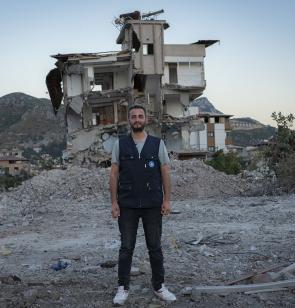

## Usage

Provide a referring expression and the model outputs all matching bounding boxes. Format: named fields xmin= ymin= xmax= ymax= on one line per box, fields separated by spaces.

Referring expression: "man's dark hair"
xmin=128 ymin=104 xmax=146 ymax=117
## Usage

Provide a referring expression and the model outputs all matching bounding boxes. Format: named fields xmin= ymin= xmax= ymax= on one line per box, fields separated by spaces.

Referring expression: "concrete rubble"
xmin=1 ymin=160 xmax=295 ymax=307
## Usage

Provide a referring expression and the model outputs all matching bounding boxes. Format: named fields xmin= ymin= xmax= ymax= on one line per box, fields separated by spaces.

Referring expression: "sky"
xmin=1 ymin=0 xmax=294 ymax=126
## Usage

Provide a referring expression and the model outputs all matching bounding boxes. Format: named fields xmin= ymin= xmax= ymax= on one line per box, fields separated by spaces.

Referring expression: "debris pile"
xmin=0 ymin=160 xmax=267 ymax=213
xmin=170 ymin=159 xmax=264 ymax=199
xmin=0 ymin=161 xmax=295 ymax=307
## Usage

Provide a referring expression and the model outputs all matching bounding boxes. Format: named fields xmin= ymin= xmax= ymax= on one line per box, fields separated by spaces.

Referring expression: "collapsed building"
xmin=46 ymin=10 xmax=220 ymax=164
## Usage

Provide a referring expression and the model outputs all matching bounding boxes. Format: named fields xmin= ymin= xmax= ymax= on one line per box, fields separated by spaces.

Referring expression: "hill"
xmin=229 ymin=126 xmax=276 ymax=147
xmin=0 ymin=92 xmax=66 ymax=149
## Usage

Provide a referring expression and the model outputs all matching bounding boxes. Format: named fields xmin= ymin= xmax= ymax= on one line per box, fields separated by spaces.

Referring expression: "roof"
xmin=192 ymin=40 xmax=220 ymax=48
xmin=198 ymin=112 xmax=233 ymax=118
xmin=51 ymin=50 xmax=131 ymax=62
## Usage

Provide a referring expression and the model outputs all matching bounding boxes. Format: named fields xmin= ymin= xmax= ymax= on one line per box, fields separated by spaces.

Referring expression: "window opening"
xmin=168 ymin=63 xmax=178 ymax=84
xmin=143 ymin=44 xmax=154 ymax=55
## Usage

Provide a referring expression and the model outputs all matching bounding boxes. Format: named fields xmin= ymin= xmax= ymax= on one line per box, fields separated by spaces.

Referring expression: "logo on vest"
xmin=148 ymin=160 xmax=155 ymax=168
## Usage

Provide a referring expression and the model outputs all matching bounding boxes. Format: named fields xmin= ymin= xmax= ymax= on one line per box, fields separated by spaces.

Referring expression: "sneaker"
xmin=154 ymin=284 xmax=176 ymax=302
xmin=113 ymin=286 xmax=129 ymax=306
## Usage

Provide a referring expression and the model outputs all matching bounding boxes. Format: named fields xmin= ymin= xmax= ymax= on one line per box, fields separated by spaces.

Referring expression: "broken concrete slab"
xmin=190 ymin=279 xmax=295 ymax=295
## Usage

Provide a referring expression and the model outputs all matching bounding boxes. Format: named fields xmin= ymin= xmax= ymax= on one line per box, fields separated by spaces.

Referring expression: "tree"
xmin=266 ymin=112 xmax=295 ymax=192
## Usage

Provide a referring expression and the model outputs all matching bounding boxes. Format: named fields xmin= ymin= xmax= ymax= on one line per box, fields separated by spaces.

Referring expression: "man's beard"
xmin=131 ymin=123 xmax=145 ymax=132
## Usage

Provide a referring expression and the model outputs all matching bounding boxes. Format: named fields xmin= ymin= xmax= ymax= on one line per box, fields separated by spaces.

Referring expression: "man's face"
xmin=129 ymin=108 xmax=147 ymax=132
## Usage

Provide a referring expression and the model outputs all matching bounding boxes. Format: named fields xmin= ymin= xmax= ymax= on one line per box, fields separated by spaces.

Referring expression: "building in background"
xmin=0 ymin=149 xmax=30 ymax=176
xmin=194 ymin=113 xmax=232 ymax=152
xmin=46 ymin=10 xmax=219 ymax=164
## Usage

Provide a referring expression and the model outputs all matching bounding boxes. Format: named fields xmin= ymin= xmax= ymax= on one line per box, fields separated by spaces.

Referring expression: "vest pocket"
xmin=146 ymin=181 xmax=162 ymax=191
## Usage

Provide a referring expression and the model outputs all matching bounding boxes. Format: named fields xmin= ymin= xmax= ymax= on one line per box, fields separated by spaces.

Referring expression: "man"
xmin=110 ymin=105 xmax=176 ymax=305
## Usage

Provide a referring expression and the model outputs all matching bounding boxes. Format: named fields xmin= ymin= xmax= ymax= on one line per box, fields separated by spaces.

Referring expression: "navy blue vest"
xmin=118 ymin=134 xmax=163 ymax=208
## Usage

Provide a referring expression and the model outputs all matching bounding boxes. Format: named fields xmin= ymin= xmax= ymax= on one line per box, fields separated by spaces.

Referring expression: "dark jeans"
xmin=118 ymin=207 xmax=164 ymax=291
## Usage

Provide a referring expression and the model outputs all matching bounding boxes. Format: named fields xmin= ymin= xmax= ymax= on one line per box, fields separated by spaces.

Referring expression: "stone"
xmin=130 ymin=267 xmax=141 ymax=276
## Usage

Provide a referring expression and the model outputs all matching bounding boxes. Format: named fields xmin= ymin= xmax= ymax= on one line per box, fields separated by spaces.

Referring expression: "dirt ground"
xmin=1 ymin=162 xmax=295 ymax=307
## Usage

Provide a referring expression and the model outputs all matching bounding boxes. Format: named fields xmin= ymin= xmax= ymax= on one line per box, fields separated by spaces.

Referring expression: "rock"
xmin=132 ymin=284 xmax=142 ymax=291
xmin=23 ymin=288 xmax=39 ymax=306
xmin=251 ymin=273 xmax=273 ymax=283
xmin=81 ymin=266 xmax=101 ymax=274
xmin=199 ymin=244 xmax=215 ymax=257
xmin=130 ymin=267 xmax=141 ymax=276
xmin=100 ymin=260 xmax=117 ymax=268
xmin=104 ymin=239 xmax=121 ymax=249
xmin=181 ymin=286 xmax=192 ymax=296
xmin=148 ymin=304 xmax=162 ymax=308
xmin=139 ymin=260 xmax=150 ymax=274
xmin=0 ymin=247 xmax=12 ymax=256
xmin=0 ymin=275 xmax=21 ymax=284
xmin=141 ymin=287 xmax=150 ymax=294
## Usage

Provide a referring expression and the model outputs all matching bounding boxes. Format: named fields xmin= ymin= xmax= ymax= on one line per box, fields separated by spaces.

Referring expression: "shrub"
xmin=0 ymin=171 xmax=31 ymax=191
xmin=206 ymin=150 xmax=242 ymax=175
xmin=275 ymin=153 xmax=295 ymax=192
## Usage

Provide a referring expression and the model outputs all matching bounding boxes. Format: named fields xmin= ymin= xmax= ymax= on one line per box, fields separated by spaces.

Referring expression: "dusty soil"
xmin=1 ymin=162 xmax=295 ymax=307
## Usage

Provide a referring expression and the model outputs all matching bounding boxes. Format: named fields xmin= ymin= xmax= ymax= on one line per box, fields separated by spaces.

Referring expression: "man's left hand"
xmin=161 ymin=200 xmax=171 ymax=216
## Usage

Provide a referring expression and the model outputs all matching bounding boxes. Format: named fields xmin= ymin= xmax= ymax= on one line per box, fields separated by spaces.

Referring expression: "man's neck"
xmin=131 ymin=130 xmax=147 ymax=141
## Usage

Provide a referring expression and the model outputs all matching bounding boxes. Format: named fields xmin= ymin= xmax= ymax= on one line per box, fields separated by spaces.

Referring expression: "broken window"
xmin=168 ymin=63 xmax=178 ymax=84
xmin=118 ymin=104 xmax=128 ymax=122
xmin=215 ymin=117 xmax=220 ymax=123
xmin=94 ymin=72 xmax=114 ymax=90
xmin=133 ymin=74 xmax=146 ymax=92
xmin=92 ymin=113 xmax=99 ymax=126
xmin=9 ymin=160 xmax=16 ymax=164
xmin=143 ymin=44 xmax=154 ymax=55
xmin=92 ymin=106 xmax=114 ymax=125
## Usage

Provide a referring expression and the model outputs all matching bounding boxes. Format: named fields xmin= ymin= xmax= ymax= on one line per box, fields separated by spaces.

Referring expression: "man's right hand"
xmin=111 ymin=202 xmax=120 ymax=219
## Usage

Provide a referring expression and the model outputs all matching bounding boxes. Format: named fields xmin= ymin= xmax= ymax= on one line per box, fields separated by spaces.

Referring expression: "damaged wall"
xmin=46 ymin=10 xmax=220 ymax=164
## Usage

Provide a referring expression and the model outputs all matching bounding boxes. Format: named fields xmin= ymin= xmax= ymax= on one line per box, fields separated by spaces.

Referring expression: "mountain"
xmin=230 ymin=117 xmax=265 ymax=130
xmin=229 ymin=117 xmax=276 ymax=146
xmin=229 ymin=126 xmax=276 ymax=147
xmin=191 ymin=97 xmax=222 ymax=114
xmin=0 ymin=92 xmax=66 ymax=149
xmin=232 ymin=117 xmax=263 ymax=125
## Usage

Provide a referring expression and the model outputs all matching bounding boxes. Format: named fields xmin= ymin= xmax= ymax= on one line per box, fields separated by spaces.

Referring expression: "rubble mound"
xmin=170 ymin=159 xmax=259 ymax=199
xmin=0 ymin=160 xmax=265 ymax=215
xmin=0 ymin=166 xmax=109 ymax=219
